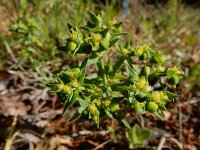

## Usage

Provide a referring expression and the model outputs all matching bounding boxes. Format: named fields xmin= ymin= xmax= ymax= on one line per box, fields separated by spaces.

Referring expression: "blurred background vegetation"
xmin=0 ymin=0 xmax=199 ymax=149
xmin=1 ymin=0 xmax=199 ymax=91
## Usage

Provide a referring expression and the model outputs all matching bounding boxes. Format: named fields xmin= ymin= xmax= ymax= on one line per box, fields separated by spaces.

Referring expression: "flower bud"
xmin=157 ymin=66 xmax=165 ymax=73
xmin=62 ymin=85 xmax=72 ymax=94
xmin=57 ymin=83 xmax=64 ymax=91
xmin=95 ymin=99 xmax=102 ymax=107
xmin=104 ymin=100 xmax=111 ymax=107
xmin=122 ymin=48 xmax=130 ymax=56
xmin=134 ymin=47 xmax=143 ymax=56
xmin=137 ymin=78 xmax=147 ymax=89
xmin=159 ymin=55 xmax=166 ymax=64
xmin=130 ymin=85 xmax=137 ymax=92
xmin=105 ymin=32 xmax=111 ymax=41
xmin=92 ymin=34 xmax=102 ymax=46
xmin=146 ymin=102 xmax=158 ymax=113
xmin=139 ymin=66 xmax=150 ymax=78
xmin=160 ymin=91 xmax=168 ymax=100
xmin=70 ymin=31 xmax=78 ymax=41
xmin=18 ymin=23 xmax=28 ymax=31
xmin=167 ymin=67 xmax=181 ymax=74
xmin=88 ymin=104 xmax=98 ymax=115
xmin=145 ymin=86 xmax=152 ymax=92
xmin=152 ymin=91 xmax=161 ymax=103
xmin=71 ymin=80 xmax=79 ymax=88
xmin=150 ymin=54 xmax=166 ymax=64
xmin=64 ymin=68 xmax=80 ymax=79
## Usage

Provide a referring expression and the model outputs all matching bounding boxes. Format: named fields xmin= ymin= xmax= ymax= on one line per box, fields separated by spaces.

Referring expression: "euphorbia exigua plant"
xmin=48 ymin=11 xmax=184 ymax=128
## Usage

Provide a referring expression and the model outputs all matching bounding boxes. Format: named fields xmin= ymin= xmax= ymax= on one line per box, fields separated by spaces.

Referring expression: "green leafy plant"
xmin=125 ymin=124 xmax=151 ymax=149
xmin=48 ymin=11 xmax=184 ymax=128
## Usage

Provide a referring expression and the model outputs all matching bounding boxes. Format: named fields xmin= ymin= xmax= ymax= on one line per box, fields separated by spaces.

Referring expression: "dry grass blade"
xmin=4 ymin=116 xmax=17 ymax=150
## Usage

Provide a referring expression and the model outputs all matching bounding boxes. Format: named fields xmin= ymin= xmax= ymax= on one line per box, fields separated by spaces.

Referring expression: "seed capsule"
xmin=139 ymin=53 xmax=147 ymax=60
xmin=130 ymin=85 xmax=137 ymax=92
xmin=66 ymin=42 xmax=77 ymax=52
xmin=133 ymin=102 xmax=141 ymax=113
xmin=146 ymin=102 xmax=158 ymax=113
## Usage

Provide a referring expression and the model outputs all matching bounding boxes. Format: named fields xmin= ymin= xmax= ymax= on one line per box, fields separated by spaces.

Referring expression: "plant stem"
xmin=97 ymin=58 xmax=113 ymax=96
xmin=98 ymin=58 xmax=108 ymax=84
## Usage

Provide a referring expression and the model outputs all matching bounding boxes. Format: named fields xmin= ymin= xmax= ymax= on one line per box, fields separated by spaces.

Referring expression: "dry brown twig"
xmin=157 ymin=134 xmax=184 ymax=150
xmin=92 ymin=139 xmax=112 ymax=150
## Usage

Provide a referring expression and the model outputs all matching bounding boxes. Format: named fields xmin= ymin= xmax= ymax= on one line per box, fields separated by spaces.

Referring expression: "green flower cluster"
xmin=48 ymin=11 xmax=184 ymax=128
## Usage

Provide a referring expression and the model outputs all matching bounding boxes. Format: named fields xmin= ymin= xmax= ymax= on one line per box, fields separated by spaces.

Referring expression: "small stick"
xmin=4 ymin=41 xmax=18 ymax=63
xmin=4 ymin=41 xmax=25 ymax=71
xmin=177 ymin=98 xmax=184 ymax=148
xmin=4 ymin=116 xmax=18 ymax=150
xmin=92 ymin=139 xmax=112 ymax=150
xmin=157 ymin=136 xmax=166 ymax=150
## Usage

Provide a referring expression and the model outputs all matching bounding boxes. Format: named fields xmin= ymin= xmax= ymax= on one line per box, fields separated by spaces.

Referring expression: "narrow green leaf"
xmin=63 ymin=90 xmax=79 ymax=116
xmin=78 ymin=58 xmax=88 ymax=85
xmin=113 ymin=22 xmax=123 ymax=28
xmin=158 ymin=101 xmax=167 ymax=110
xmin=155 ymin=110 xmax=164 ymax=120
xmin=167 ymin=69 xmax=175 ymax=79
xmin=133 ymin=124 xmax=141 ymax=136
xmin=67 ymin=23 xmax=76 ymax=32
xmin=125 ymin=61 xmax=137 ymax=77
xmin=122 ymin=117 xmax=131 ymax=129
xmin=139 ymin=130 xmax=152 ymax=141
xmin=105 ymin=109 xmax=113 ymax=118
xmin=109 ymin=38 xmax=119 ymax=47
xmin=89 ymin=11 xmax=99 ymax=25
xmin=166 ymin=91 xmax=177 ymax=99
xmin=116 ymin=112 xmax=130 ymax=129
xmin=88 ymin=57 xmax=100 ymax=65
xmin=69 ymin=110 xmax=81 ymax=122
xmin=113 ymin=32 xmax=129 ymax=36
